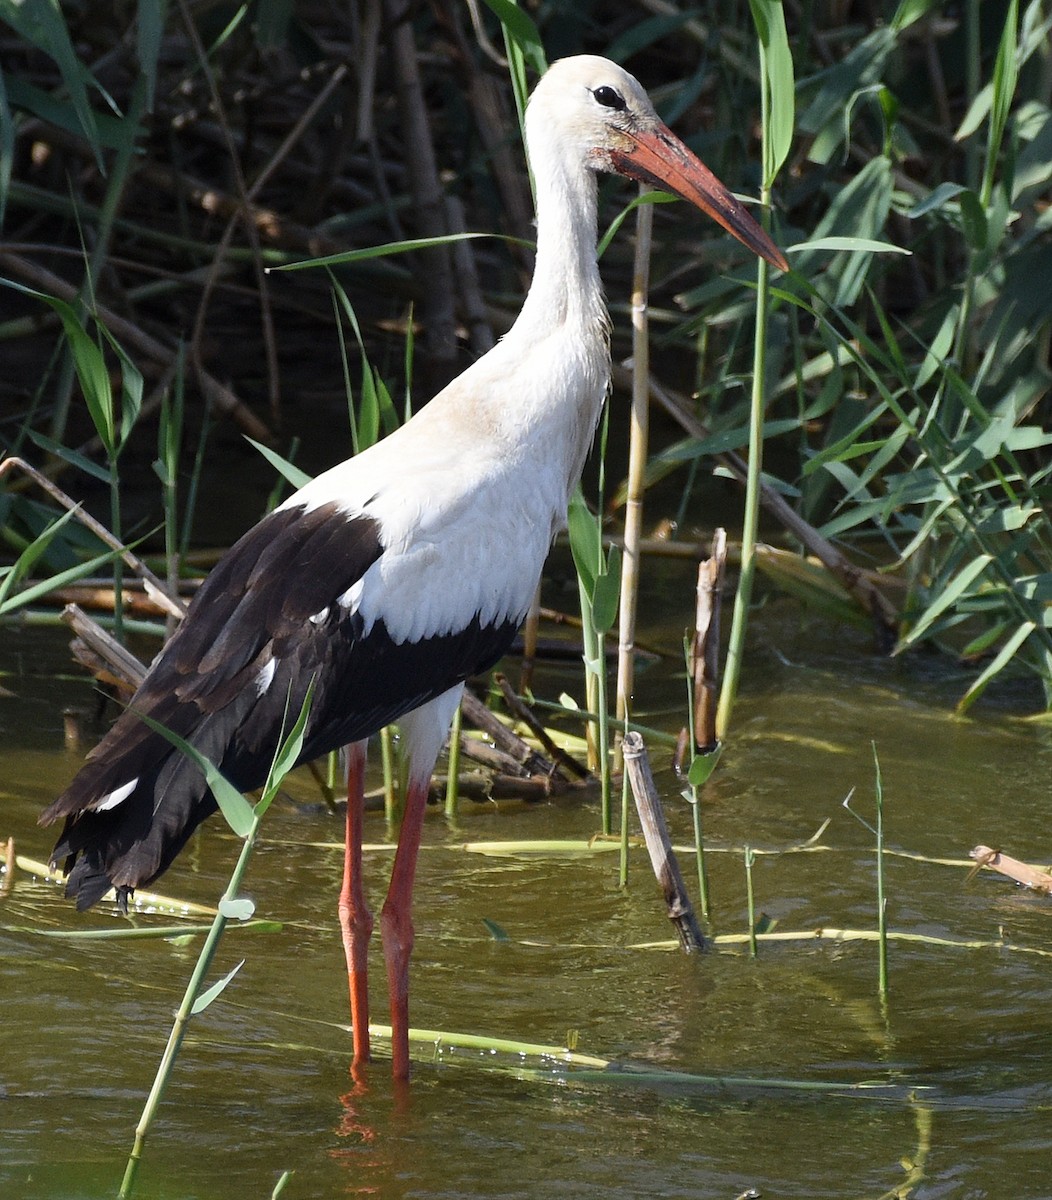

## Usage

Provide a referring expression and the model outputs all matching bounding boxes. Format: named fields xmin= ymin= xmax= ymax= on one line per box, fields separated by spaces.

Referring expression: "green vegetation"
xmin=4 ymin=9 xmax=1052 ymax=1193
xmin=2 ymin=0 xmax=1048 ymax=714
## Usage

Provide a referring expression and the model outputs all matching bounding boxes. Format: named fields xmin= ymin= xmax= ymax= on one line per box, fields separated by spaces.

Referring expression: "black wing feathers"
xmin=42 ymin=502 xmax=385 ymax=904
xmin=41 ymin=499 xmax=520 ymax=909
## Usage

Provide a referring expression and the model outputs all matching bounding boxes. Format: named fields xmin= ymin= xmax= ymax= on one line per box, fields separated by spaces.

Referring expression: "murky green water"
xmin=3 ymin=571 xmax=1052 ymax=1199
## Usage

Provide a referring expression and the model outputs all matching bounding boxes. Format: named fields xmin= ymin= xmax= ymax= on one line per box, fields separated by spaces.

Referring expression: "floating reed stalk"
xmin=365 ymin=1023 xmax=927 ymax=1099
xmin=745 ymin=846 xmax=758 ymax=957
xmin=15 ymin=854 xmax=219 ymax=916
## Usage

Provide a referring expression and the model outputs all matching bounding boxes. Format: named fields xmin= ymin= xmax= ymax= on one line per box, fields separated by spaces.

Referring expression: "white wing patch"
xmin=337 ymin=578 xmax=365 ymax=614
xmin=255 ymin=657 xmax=277 ymax=695
xmin=94 ymin=777 xmax=138 ymax=812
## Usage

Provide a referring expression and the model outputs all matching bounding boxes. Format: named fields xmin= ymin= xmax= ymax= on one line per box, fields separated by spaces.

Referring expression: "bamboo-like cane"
xmin=615 ymin=190 xmax=654 ymax=769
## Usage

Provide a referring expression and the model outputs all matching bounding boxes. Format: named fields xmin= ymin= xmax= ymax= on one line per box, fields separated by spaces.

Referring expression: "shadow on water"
xmin=2 ymin=565 xmax=1052 ymax=1198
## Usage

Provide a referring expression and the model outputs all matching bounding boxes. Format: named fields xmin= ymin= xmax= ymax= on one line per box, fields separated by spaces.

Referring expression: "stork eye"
xmin=592 ymin=85 xmax=626 ymax=111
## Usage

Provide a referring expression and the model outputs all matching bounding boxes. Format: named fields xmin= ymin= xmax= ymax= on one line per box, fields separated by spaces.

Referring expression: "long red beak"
xmin=610 ymin=124 xmax=788 ymax=272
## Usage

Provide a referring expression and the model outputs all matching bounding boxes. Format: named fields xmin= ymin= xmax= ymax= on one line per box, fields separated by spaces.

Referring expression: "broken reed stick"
xmin=1 ymin=837 xmax=14 ymax=898
xmin=692 ymin=528 xmax=726 ymax=753
xmin=64 ymin=603 xmax=149 ymax=697
xmin=459 ymin=688 xmax=553 ymax=778
xmin=622 ymin=731 xmax=706 ymax=954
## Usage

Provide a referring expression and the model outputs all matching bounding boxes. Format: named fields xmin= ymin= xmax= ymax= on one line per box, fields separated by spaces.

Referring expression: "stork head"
xmin=526 ymin=55 xmax=787 ymax=272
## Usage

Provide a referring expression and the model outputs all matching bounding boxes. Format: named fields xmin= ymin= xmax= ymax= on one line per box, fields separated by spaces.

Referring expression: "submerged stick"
xmin=622 ymin=731 xmax=706 ymax=953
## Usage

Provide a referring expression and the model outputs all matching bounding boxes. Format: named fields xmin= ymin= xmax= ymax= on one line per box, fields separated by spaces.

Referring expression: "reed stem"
xmin=716 ymin=251 xmax=771 ymax=739
xmin=615 ymin=189 xmax=653 ymax=768
xmin=444 ymin=700 xmax=463 ymax=820
xmin=874 ymin=744 xmax=888 ymax=1003
xmin=120 ymin=823 xmax=258 ymax=1198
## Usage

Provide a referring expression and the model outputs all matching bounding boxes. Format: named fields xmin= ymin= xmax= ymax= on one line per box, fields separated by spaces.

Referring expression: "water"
xmin=3 ymin=578 xmax=1052 ymax=1199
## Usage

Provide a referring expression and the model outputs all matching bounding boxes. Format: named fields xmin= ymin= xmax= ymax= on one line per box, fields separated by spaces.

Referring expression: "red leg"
xmin=379 ymin=770 xmax=430 ymax=1080
xmin=338 ymin=740 xmax=373 ymax=1070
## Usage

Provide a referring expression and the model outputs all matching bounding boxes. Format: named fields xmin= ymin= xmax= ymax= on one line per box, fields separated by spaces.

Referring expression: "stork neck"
xmin=513 ymin=156 xmax=605 ymax=338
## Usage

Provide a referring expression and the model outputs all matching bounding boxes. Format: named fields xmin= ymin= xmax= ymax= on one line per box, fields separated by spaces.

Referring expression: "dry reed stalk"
xmin=381 ymin=0 xmax=458 ymax=384
xmin=444 ymin=194 xmax=496 ymax=355
xmin=692 ymin=529 xmax=727 ymax=752
xmin=448 ymin=21 xmax=535 ymax=277
xmin=175 ymin=0 xmax=281 ymax=425
xmin=622 ymin=731 xmax=706 ymax=953
xmin=63 ymin=603 xmax=148 ymax=691
xmin=459 ymin=688 xmax=553 ymax=777
xmin=178 ymin=0 xmax=352 ymax=427
xmin=615 ymin=191 xmax=654 ymax=759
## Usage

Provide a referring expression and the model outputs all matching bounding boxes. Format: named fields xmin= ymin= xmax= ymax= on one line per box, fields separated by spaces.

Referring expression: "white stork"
xmin=43 ymin=55 xmax=786 ymax=1079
